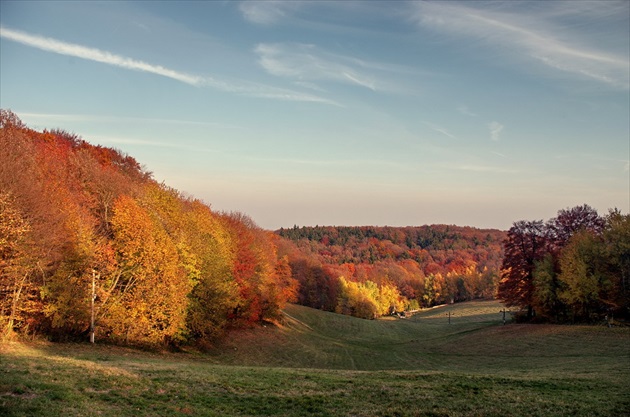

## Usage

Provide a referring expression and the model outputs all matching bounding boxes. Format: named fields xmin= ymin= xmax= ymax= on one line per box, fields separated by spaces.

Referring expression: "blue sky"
xmin=1 ymin=1 xmax=628 ymax=230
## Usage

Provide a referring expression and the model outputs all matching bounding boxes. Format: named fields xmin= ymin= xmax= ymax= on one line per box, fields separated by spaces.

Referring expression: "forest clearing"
xmin=2 ymin=300 xmax=628 ymax=417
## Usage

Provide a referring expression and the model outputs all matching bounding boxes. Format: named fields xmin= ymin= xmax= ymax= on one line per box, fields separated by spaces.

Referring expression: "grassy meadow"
xmin=2 ymin=300 xmax=629 ymax=416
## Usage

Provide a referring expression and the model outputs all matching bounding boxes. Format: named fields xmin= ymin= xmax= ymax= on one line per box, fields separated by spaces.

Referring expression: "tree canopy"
xmin=277 ymin=225 xmax=505 ymax=315
xmin=0 ymin=111 xmax=296 ymax=345
xmin=497 ymin=205 xmax=629 ymax=323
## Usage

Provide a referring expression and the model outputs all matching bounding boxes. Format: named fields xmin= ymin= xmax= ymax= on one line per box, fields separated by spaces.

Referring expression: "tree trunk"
xmin=7 ymin=272 xmax=29 ymax=334
xmin=90 ymin=270 xmax=95 ymax=343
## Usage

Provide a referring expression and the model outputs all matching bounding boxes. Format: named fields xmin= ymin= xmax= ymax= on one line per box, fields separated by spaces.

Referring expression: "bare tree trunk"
xmin=90 ymin=270 xmax=95 ymax=343
xmin=7 ymin=271 xmax=29 ymax=334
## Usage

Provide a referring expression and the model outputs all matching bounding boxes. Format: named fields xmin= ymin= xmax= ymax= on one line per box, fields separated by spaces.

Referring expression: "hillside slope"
xmin=2 ymin=301 xmax=628 ymax=417
xmin=210 ymin=300 xmax=629 ymax=376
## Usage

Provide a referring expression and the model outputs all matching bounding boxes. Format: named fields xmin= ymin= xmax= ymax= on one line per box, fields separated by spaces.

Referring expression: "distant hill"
xmin=277 ymin=224 xmax=505 ymax=266
xmin=275 ymin=225 xmax=506 ymax=317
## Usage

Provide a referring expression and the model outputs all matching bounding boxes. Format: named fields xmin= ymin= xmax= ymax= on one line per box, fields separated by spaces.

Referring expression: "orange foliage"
xmin=1 ymin=111 xmax=298 ymax=345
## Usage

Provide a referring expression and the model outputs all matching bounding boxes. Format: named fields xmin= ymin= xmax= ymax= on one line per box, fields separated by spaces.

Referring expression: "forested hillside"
xmin=276 ymin=225 xmax=506 ymax=318
xmin=0 ymin=110 xmax=298 ymax=346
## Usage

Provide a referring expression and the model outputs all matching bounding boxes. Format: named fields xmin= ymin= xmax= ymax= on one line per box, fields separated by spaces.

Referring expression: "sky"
xmin=1 ymin=1 xmax=629 ymax=231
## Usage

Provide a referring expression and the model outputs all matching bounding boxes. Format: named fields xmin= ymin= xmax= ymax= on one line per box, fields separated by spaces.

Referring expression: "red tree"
xmin=497 ymin=220 xmax=548 ymax=318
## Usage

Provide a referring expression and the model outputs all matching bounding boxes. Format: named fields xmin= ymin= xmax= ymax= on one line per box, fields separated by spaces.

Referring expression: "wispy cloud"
xmin=254 ymin=42 xmax=419 ymax=95
xmin=243 ymin=155 xmax=411 ymax=171
xmin=409 ymin=1 xmax=630 ymax=89
xmin=455 ymin=165 xmax=518 ymax=174
xmin=17 ymin=112 xmax=244 ymax=129
xmin=0 ymin=26 xmax=338 ymax=105
xmin=457 ymin=105 xmax=477 ymax=117
xmin=0 ymin=26 xmax=204 ymax=86
xmin=292 ymin=80 xmax=327 ymax=92
xmin=422 ymin=121 xmax=457 ymax=139
xmin=90 ymin=135 xmax=225 ymax=155
xmin=255 ymin=43 xmax=377 ymax=91
xmin=488 ymin=121 xmax=504 ymax=141
xmin=239 ymin=1 xmax=300 ymax=25
xmin=93 ymin=136 xmax=191 ymax=149
xmin=556 ymin=153 xmax=630 ymax=173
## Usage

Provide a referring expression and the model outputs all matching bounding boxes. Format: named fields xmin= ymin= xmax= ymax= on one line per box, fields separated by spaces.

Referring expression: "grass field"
xmin=2 ymin=300 xmax=629 ymax=416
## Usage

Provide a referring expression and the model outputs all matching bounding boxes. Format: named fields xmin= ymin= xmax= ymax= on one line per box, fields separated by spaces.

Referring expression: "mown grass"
xmin=1 ymin=300 xmax=629 ymax=416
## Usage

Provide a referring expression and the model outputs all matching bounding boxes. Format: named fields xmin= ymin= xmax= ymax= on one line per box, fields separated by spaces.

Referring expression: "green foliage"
xmin=532 ymin=254 xmax=560 ymax=321
xmin=601 ymin=210 xmax=630 ymax=312
xmin=184 ymin=203 xmax=239 ymax=340
xmin=557 ymin=231 xmax=606 ymax=321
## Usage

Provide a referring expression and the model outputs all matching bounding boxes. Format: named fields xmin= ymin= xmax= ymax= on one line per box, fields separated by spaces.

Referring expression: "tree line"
xmin=0 ymin=111 xmax=297 ymax=346
xmin=276 ymin=225 xmax=506 ymax=318
xmin=497 ymin=205 xmax=629 ymax=323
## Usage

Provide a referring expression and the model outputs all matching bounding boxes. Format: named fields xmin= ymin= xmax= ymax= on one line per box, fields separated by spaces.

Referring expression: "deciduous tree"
xmin=497 ymin=220 xmax=548 ymax=318
xmin=557 ymin=231 xmax=608 ymax=322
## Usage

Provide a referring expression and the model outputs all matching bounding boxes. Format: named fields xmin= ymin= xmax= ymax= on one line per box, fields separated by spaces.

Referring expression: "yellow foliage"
xmin=104 ymin=193 xmax=191 ymax=345
xmin=336 ymin=277 xmax=405 ymax=319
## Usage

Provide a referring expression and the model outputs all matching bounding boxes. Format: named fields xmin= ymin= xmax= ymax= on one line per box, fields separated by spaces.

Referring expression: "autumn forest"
xmin=1 ymin=110 xmax=628 ymax=347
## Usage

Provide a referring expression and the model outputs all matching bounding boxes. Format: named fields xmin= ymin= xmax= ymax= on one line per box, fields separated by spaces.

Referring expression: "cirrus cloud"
xmin=255 ymin=43 xmax=377 ymax=91
xmin=409 ymin=1 xmax=629 ymax=89
xmin=488 ymin=121 xmax=504 ymax=141
xmin=0 ymin=26 xmax=339 ymax=105
xmin=239 ymin=1 xmax=301 ymax=25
